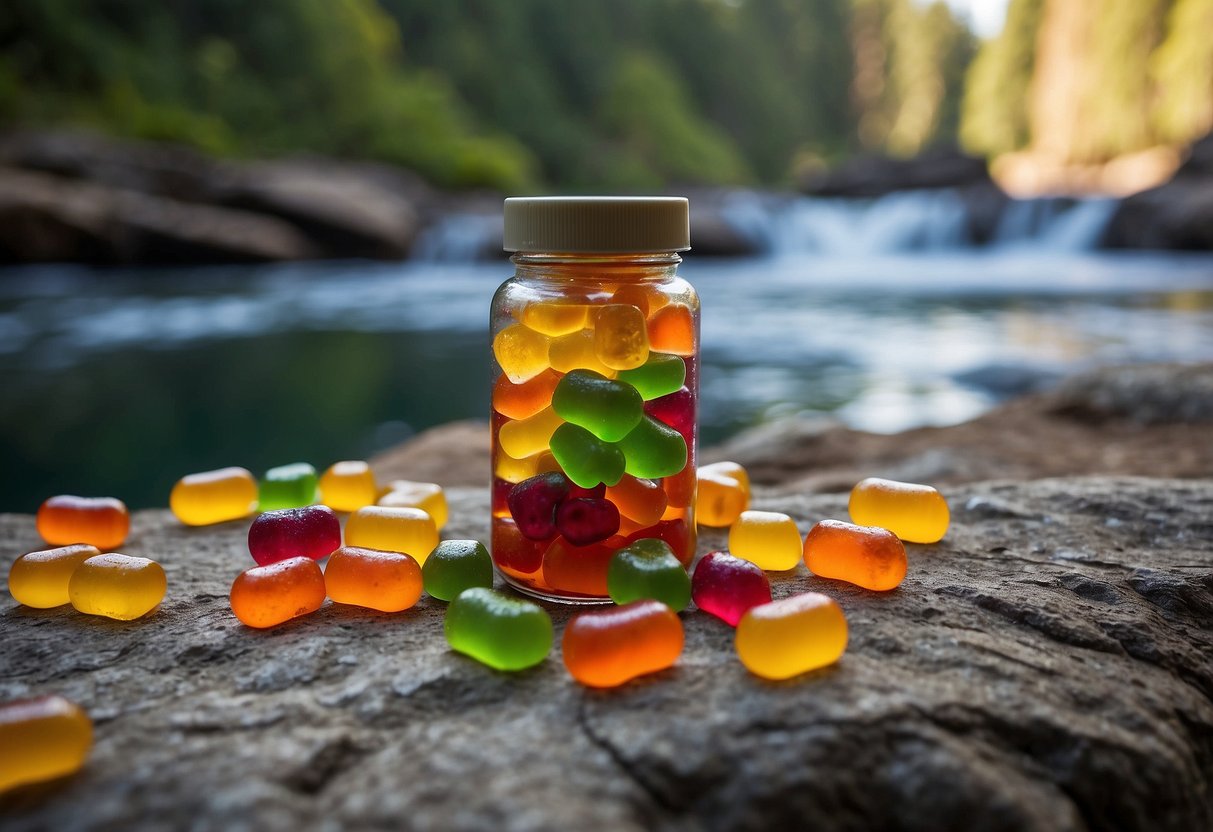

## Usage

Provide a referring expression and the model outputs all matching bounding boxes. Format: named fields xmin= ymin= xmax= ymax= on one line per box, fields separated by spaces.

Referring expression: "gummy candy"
xmin=616 ymin=353 xmax=686 ymax=401
xmin=498 ymin=406 xmax=564 ymax=460
xmin=728 ymin=510 xmax=802 ymax=571
xmin=37 ymin=495 xmax=129 ymax=549
xmin=696 ymin=468 xmax=748 ymax=527
xmin=493 ymin=370 xmax=561 ymax=420
xmin=644 ymin=387 xmax=695 ymax=441
xmin=848 ymin=477 xmax=950 ymax=544
xmin=319 ymin=461 xmax=379 ymax=513
xmin=541 ymin=536 xmax=621 ymax=597
xmin=551 ymin=369 xmax=643 ymax=442
xmin=594 ymin=304 xmax=650 ymax=371
xmin=562 ymin=600 xmax=684 ymax=688
xmin=379 ymin=480 xmax=449 ymax=530
xmin=444 ymin=587 xmax=552 ymax=671
xmin=521 ymin=301 xmax=589 ymax=336
xmin=803 ymin=519 xmax=907 ymax=591
xmin=69 ymin=554 xmax=166 ymax=620
xmin=647 ymin=303 xmax=695 ymax=356
xmin=171 ymin=467 xmax=258 ymax=526
xmin=0 ymin=695 xmax=92 ymax=793
xmin=325 ymin=546 xmax=422 ymax=612
xmin=691 ymin=550 xmax=771 ymax=626
xmin=8 ymin=544 xmax=99 ymax=609
xmin=610 ymin=283 xmax=668 ymax=317
xmin=556 ymin=497 xmax=620 ymax=546
xmin=606 ymin=475 xmax=668 ymax=527
xmin=735 ymin=592 xmax=847 ymax=680
xmin=230 ymin=557 xmax=326 ymax=629
xmin=258 ymin=463 xmax=317 ymax=511
xmin=699 ymin=461 xmax=750 ymax=500
xmin=492 ymin=518 xmax=544 ymax=576
xmin=618 ymin=415 xmax=687 ymax=479
xmin=549 ymin=423 xmax=627 ymax=488
xmin=607 ymin=539 xmax=691 ymax=611
xmin=507 ymin=472 xmax=570 ymax=540
xmin=663 ymin=463 xmax=697 ymax=509
xmin=422 ymin=539 xmax=494 ymax=602
xmin=344 ymin=506 xmax=439 ymax=563
xmin=247 ymin=505 xmax=341 ymax=567
xmin=625 ymin=518 xmax=694 ymax=567
xmin=493 ymin=324 xmax=550 ymax=383
xmin=548 ymin=330 xmax=617 ymax=377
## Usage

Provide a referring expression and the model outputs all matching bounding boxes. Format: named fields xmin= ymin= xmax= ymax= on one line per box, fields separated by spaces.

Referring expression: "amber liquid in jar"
xmin=491 ymin=235 xmax=698 ymax=602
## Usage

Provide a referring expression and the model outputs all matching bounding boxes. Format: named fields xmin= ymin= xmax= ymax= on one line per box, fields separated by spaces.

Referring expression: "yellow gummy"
xmin=8 ymin=544 xmax=99 ymax=608
xmin=493 ymin=324 xmax=551 ymax=383
xmin=696 ymin=470 xmax=749 ymax=528
xmin=848 ymin=477 xmax=950 ymax=544
xmin=735 ymin=593 xmax=848 ymax=680
xmin=68 ymin=554 xmax=166 ymax=620
xmin=494 ymin=449 xmax=559 ymax=484
xmin=319 ymin=461 xmax=379 ymax=512
xmin=0 ymin=695 xmax=93 ymax=792
xmin=498 ymin=406 xmax=564 ymax=460
xmin=594 ymin=305 xmax=650 ymax=371
xmin=728 ymin=510 xmax=802 ymax=571
xmin=521 ymin=301 xmax=590 ymax=336
xmin=700 ymin=461 xmax=751 ymax=500
xmin=378 ymin=480 xmax=449 ymax=530
xmin=549 ymin=330 xmax=617 ymax=377
xmin=170 ymin=467 xmax=257 ymax=526
xmin=344 ymin=506 xmax=439 ymax=563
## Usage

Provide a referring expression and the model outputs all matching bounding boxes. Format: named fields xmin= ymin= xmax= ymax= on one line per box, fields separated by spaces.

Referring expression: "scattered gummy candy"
xmin=728 ymin=510 xmax=802 ymax=571
xmin=258 ymin=462 xmax=318 ymax=511
xmin=8 ymin=544 xmax=100 ymax=609
xmin=325 ymin=546 xmax=423 ymax=613
xmin=171 ymin=467 xmax=258 ymax=526
xmin=230 ymin=557 xmax=326 ymax=629
xmin=37 ymin=495 xmax=129 ymax=550
xmin=247 ymin=505 xmax=341 ymax=566
xmin=803 ymin=519 xmax=907 ymax=591
xmin=691 ymin=550 xmax=771 ymax=626
xmin=444 ymin=587 xmax=552 ymax=671
xmin=735 ymin=593 xmax=848 ymax=680
xmin=421 ymin=540 xmax=493 ymax=602
xmin=607 ymin=538 xmax=691 ymax=611
xmin=68 ymin=554 xmax=166 ymax=620
xmin=0 ymin=695 xmax=92 ymax=793
xmin=848 ymin=477 xmax=950 ymax=544
xmin=562 ymin=599 xmax=684 ymax=688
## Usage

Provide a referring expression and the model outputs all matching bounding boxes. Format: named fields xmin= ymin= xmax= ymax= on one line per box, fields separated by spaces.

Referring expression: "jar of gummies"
xmin=491 ymin=196 xmax=698 ymax=602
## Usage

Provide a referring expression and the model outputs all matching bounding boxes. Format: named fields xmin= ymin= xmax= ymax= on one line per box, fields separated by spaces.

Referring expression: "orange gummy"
xmin=699 ymin=461 xmax=750 ymax=500
xmin=803 ymin=519 xmax=907 ymax=591
xmin=230 ymin=557 xmax=326 ymax=629
xmin=541 ymin=536 xmax=622 ymax=597
xmin=36 ymin=496 xmax=129 ymax=550
xmin=492 ymin=370 xmax=561 ymax=421
xmin=562 ymin=600 xmax=684 ymax=688
xmin=611 ymin=283 xmax=669 ymax=318
xmin=646 ymin=303 xmax=695 ymax=356
xmin=663 ymin=462 xmax=697 ymax=508
xmin=696 ymin=469 xmax=748 ymax=527
xmin=324 ymin=546 xmax=422 ymax=613
xmin=606 ymin=475 xmax=668 ymax=527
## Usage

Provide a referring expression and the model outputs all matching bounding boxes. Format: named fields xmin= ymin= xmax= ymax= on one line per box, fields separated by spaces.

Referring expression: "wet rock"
xmin=800 ymin=145 xmax=995 ymax=197
xmin=1103 ymin=133 xmax=1213 ymax=251
xmin=1 ymin=475 xmax=1210 ymax=831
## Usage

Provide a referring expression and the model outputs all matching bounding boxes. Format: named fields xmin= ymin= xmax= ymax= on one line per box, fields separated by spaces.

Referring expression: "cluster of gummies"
xmin=492 ymin=290 xmax=697 ymax=598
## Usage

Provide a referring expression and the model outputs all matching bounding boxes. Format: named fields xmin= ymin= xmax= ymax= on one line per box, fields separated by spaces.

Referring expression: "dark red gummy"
xmin=508 ymin=472 xmax=571 ymax=540
xmin=625 ymin=518 xmax=693 ymax=565
xmin=492 ymin=518 xmax=544 ymax=574
xmin=568 ymin=482 xmax=607 ymax=500
xmin=555 ymin=497 xmax=620 ymax=546
xmin=645 ymin=387 xmax=695 ymax=442
xmin=691 ymin=550 xmax=772 ymax=626
xmin=248 ymin=505 xmax=341 ymax=566
xmin=492 ymin=477 xmax=514 ymax=516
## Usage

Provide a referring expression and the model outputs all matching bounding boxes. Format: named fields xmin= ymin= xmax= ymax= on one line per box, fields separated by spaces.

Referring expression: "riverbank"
xmin=1 ymin=130 xmax=1211 ymax=266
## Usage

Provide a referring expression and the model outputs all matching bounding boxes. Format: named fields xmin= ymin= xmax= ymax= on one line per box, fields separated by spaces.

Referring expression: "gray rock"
xmin=799 ymin=145 xmax=995 ymax=197
xmin=1 ymin=475 xmax=1211 ymax=830
xmin=1103 ymin=133 xmax=1213 ymax=251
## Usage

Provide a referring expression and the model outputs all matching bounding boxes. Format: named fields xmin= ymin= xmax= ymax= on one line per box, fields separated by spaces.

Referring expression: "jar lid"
xmin=503 ymin=196 xmax=690 ymax=253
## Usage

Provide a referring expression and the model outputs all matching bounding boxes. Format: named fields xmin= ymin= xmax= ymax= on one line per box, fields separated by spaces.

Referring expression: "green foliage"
xmin=1151 ymin=0 xmax=1213 ymax=144
xmin=960 ymin=0 xmax=1044 ymax=157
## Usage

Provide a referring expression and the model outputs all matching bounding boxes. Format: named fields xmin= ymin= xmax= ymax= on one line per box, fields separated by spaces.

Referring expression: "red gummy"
xmin=508 ymin=472 xmax=571 ymax=540
xmin=569 ymin=482 xmax=607 ymax=500
xmin=492 ymin=477 xmax=514 ymax=516
xmin=626 ymin=518 xmax=693 ymax=566
xmin=691 ymin=550 xmax=772 ymax=626
xmin=645 ymin=387 xmax=695 ymax=442
xmin=247 ymin=505 xmax=341 ymax=566
xmin=492 ymin=518 xmax=544 ymax=575
xmin=556 ymin=497 xmax=620 ymax=546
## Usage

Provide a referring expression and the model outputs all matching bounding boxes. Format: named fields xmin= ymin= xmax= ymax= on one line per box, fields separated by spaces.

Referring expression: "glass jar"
xmin=490 ymin=197 xmax=698 ymax=603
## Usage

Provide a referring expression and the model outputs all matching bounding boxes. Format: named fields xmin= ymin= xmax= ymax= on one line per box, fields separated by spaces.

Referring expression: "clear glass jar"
xmin=491 ymin=197 xmax=698 ymax=603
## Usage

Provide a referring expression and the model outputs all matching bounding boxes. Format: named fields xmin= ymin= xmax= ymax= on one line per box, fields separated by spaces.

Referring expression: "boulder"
xmin=0 ymin=474 xmax=1209 ymax=830
xmin=1102 ymin=133 xmax=1213 ymax=251
xmin=800 ymin=145 xmax=996 ymax=197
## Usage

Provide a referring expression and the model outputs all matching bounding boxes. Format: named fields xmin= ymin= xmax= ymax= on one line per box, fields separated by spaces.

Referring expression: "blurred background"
xmin=0 ymin=0 xmax=1211 ymax=511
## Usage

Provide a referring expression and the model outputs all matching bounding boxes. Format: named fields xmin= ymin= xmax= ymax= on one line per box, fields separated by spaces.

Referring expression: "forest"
xmin=0 ymin=0 xmax=1210 ymax=192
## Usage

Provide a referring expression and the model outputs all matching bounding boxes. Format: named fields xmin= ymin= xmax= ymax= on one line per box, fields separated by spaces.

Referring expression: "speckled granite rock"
xmin=2 ymin=476 xmax=1210 ymax=831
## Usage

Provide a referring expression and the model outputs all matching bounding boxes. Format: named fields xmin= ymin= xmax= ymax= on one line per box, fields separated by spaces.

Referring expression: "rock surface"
xmin=1104 ymin=133 xmax=1213 ymax=251
xmin=1 ymin=475 xmax=1211 ymax=831
xmin=799 ymin=145 xmax=996 ymax=198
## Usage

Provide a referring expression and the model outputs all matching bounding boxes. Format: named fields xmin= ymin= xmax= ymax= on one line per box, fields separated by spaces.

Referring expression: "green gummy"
xmin=422 ymin=539 xmax=493 ymax=602
xmin=607 ymin=539 xmax=691 ymax=611
xmin=616 ymin=354 xmax=686 ymax=401
xmin=617 ymin=416 xmax=687 ymax=479
xmin=258 ymin=462 xmax=318 ymax=511
xmin=549 ymin=423 xmax=626 ymax=488
xmin=551 ymin=369 xmax=643 ymax=442
xmin=444 ymin=588 xmax=553 ymax=671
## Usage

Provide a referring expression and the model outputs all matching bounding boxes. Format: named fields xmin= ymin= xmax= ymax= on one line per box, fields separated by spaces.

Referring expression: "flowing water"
xmin=2 ymin=192 xmax=1212 ymax=510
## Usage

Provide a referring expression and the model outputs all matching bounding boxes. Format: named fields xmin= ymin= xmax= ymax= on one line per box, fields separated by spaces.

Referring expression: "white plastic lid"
xmin=503 ymin=196 xmax=690 ymax=253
